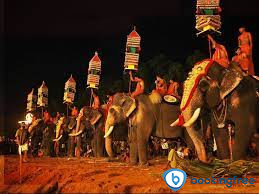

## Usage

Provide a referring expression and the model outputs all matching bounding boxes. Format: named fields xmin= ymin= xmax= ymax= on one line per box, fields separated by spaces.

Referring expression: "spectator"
xmin=15 ymin=122 xmax=29 ymax=162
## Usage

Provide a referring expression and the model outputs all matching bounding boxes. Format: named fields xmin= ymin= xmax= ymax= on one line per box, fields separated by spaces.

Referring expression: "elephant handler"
xmin=167 ymin=79 xmax=180 ymax=99
xmin=208 ymin=35 xmax=230 ymax=69
xmin=238 ymin=27 xmax=254 ymax=75
xmin=153 ymin=75 xmax=168 ymax=97
xmin=129 ymin=71 xmax=145 ymax=98
xmin=232 ymin=47 xmax=250 ymax=74
xmin=15 ymin=122 xmax=29 ymax=162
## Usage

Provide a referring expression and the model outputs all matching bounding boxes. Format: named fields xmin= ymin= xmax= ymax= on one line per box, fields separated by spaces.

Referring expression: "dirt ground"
xmin=0 ymin=155 xmax=258 ymax=193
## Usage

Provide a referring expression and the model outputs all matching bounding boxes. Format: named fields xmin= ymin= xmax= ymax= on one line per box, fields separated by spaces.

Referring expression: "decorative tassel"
xmin=178 ymin=114 xmax=185 ymax=126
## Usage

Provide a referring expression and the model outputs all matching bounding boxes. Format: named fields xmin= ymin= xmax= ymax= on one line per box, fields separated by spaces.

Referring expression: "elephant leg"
xmin=137 ymin=124 xmax=151 ymax=165
xmin=67 ymin=137 xmax=75 ymax=157
xmin=129 ymin=142 xmax=138 ymax=165
xmin=96 ymin=129 xmax=105 ymax=157
xmin=137 ymin=142 xmax=148 ymax=165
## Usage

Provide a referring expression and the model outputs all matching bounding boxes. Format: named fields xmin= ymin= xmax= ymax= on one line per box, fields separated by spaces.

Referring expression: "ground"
xmin=0 ymin=155 xmax=258 ymax=193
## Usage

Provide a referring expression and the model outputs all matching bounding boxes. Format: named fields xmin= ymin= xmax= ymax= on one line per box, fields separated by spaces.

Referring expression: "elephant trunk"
xmin=69 ymin=115 xmax=83 ymax=137
xmin=182 ymin=107 xmax=208 ymax=163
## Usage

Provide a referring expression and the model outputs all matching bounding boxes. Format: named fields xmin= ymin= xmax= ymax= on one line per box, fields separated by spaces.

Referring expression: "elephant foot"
xmin=139 ymin=161 xmax=150 ymax=167
xmin=129 ymin=161 xmax=138 ymax=166
xmin=105 ymin=157 xmax=116 ymax=162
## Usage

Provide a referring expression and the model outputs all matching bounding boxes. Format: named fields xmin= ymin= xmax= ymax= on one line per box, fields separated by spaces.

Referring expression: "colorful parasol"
xmin=26 ymin=88 xmax=37 ymax=112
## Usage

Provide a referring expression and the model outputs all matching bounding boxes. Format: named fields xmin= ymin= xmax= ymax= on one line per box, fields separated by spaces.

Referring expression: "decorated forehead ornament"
xmin=180 ymin=59 xmax=214 ymax=112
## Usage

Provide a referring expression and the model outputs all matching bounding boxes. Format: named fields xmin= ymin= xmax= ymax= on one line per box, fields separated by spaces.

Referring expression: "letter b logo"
xmin=163 ymin=168 xmax=187 ymax=191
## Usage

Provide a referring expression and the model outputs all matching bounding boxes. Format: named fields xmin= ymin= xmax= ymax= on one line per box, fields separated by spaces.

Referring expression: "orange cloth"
xmin=167 ymin=82 xmax=179 ymax=96
xmin=212 ymin=43 xmax=230 ymax=68
xmin=232 ymin=54 xmax=249 ymax=71
xmin=238 ymin=32 xmax=254 ymax=75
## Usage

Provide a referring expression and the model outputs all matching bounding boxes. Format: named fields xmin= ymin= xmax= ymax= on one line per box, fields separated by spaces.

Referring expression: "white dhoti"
xmin=18 ymin=143 xmax=28 ymax=155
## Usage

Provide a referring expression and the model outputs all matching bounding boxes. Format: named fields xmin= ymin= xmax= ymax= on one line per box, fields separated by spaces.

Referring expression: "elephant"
xmin=53 ymin=116 xmax=73 ymax=156
xmin=104 ymin=92 xmax=193 ymax=165
xmin=69 ymin=106 xmax=106 ymax=157
xmin=70 ymin=105 xmax=129 ymax=157
xmin=171 ymin=59 xmax=258 ymax=162
xmin=53 ymin=115 xmax=81 ymax=157
xmin=28 ymin=118 xmax=44 ymax=156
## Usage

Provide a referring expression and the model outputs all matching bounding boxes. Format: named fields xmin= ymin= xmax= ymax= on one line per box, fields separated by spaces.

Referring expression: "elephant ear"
xmin=123 ymin=95 xmax=136 ymax=117
xmin=220 ymin=69 xmax=243 ymax=99
xmin=90 ymin=109 xmax=102 ymax=125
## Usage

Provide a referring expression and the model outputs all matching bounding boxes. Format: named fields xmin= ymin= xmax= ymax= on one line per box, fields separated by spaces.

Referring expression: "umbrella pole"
xmin=128 ymin=71 xmax=131 ymax=93
xmin=208 ymin=38 xmax=212 ymax=59
xmin=66 ymin=103 xmax=69 ymax=117
xmin=89 ymin=89 xmax=93 ymax=107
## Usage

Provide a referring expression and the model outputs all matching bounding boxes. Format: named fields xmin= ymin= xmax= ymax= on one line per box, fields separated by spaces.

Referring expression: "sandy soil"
xmin=0 ymin=155 xmax=258 ymax=193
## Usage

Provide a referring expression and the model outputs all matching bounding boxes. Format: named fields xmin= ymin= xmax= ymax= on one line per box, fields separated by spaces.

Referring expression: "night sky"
xmin=2 ymin=0 xmax=259 ymax=136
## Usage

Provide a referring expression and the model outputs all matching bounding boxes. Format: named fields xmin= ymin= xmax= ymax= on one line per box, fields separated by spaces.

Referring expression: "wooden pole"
xmin=41 ymin=107 xmax=44 ymax=118
xmin=89 ymin=88 xmax=93 ymax=107
xmin=208 ymin=37 xmax=212 ymax=59
xmin=19 ymin=151 xmax=22 ymax=184
xmin=128 ymin=71 xmax=131 ymax=93
xmin=66 ymin=103 xmax=69 ymax=117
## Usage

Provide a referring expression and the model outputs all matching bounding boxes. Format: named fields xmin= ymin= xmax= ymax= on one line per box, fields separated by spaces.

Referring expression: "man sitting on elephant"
xmin=208 ymin=34 xmax=230 ymax=68
xmin=153 ymin=75 xmax=168 ymax=97
xmin=129 ymin=71 xmax=145 ymax=98
xmin=167 ymin=79 xmax=180 ymax=99
xmin=232 ymin=47 xmax=250 ymax=74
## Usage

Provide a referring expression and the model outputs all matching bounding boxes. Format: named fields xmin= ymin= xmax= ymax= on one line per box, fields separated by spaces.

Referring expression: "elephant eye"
xmin=120 ymin=99 xmax=126 ymax=106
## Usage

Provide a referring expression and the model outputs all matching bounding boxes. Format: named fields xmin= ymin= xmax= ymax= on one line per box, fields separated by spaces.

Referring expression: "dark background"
xmin=1 ymin=0 xmax=259 ymax=136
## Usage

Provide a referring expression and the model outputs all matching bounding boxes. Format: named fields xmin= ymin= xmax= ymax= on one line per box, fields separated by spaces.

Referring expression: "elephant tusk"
xmin=183 ymin=108 xmax=201 ymax=127
xmin=104 ymin=126 xmax=114 ymax=138
xmin=69 ymin=130 xmax=83 ymax=137
xmin=53 ymin=135 xmax=63 ymax=142
xmin=170 ymin=118 xmax=179 ymax=127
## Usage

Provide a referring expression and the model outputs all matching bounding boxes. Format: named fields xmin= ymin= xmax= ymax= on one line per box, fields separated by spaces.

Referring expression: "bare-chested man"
xmin=153 ymin=76 xmax=168 ymax=97
xmin=129 ymin=71 xmax=145 ymax=98
xmin=238 ymin=27 xmax=254 ymax=75
xmin=208 ymin=34 xmax=230 ymax=68
xmin=167 ymin=79 xmax=180 ymax=99
xmin=232 ymin=47 xmax=249 ymax=73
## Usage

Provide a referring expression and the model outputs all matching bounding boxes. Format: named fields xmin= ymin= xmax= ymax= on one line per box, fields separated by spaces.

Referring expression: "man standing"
xmin=16 ymin=122 xmax=29 ymax=162
xmin=238 ymin=27 xmax=254 ymax=75
xmin=208 ymin=35 xmax=230 ymax=68
xmin=226 ymin=120 xmax=235 ymax=160
xmin=129 ymin=71 xmax=145 ymax=98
